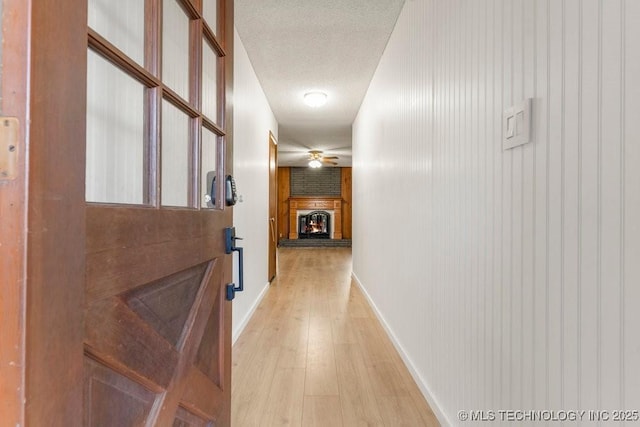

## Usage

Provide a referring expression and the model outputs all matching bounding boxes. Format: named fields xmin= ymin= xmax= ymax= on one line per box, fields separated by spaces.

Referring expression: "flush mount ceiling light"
xmin=303 ymin=91 xmax=328 ymax=107
xmin=308 ymin=159 xmax=322 ymax=168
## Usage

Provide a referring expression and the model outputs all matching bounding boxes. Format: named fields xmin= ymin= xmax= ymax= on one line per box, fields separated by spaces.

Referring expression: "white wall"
xmin=232 ymin=27 xmax=278 ymax=342
xmin=353 ymin=1 xmax=640 ymax=425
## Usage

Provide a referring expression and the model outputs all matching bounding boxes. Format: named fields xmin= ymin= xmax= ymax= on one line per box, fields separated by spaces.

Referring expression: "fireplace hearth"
xmin=298 ymin=211 xmax=330 ymax=239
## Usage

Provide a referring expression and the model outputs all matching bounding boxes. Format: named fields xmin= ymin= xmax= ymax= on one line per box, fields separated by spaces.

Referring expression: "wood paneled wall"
xmin=341 ymin=167 xmax=352 ymax=239
xmin=277 ymin=167 xmax=352 ymax=241
xmin=277 ymin=167 xmax=290 ymax=241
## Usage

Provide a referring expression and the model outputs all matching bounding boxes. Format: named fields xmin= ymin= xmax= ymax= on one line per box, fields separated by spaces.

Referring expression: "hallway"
xmin=231 ymin=248 xmax=439 ymax=426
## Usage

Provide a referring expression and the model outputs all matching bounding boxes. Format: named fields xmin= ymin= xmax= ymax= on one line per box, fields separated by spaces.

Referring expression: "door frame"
xmin=268 ymin=131 xmax=277 ymax=282
xmin=0 ymin=1 xmax=30 ymax=424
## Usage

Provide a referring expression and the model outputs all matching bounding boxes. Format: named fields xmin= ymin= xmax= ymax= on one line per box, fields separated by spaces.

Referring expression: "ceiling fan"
xmin=308 ymin=150 xmax=338 ymax=167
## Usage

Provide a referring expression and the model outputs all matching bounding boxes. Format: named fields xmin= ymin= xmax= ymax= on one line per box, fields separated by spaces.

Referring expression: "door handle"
xmin=269 ymin=217 xmax=276 ymax=242
xmin=225 ymin=227 xmax=244 ymax=301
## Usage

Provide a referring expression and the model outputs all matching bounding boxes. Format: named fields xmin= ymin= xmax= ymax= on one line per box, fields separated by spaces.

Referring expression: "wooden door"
xmin=268 ymin=132 xmax=278 ymax=282
xmin=84 ymin=0 xmax=235 ymax=425
xmin=9 ymin=0 xmax=235 ymax=425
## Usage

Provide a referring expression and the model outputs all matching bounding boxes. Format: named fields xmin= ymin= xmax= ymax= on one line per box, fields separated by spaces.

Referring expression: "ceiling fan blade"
xmin=322 ymin=156 xmax=339 ymax=160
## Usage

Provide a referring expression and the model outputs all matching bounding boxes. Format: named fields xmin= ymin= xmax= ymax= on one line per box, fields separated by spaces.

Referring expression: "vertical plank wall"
xmin=232 ymin=27 xmax=278 ymax=341
xmin=352 ymin=0 xmax=640 ymax=425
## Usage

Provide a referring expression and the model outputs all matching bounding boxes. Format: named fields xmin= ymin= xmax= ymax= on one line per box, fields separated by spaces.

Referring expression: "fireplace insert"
xmin=298 ymin=211 xmax=330 ymax=239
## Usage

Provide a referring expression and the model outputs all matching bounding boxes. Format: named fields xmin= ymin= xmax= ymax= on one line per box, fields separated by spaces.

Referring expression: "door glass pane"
xmin=201 ymin=128 xmax=217 ymax=208
xmin=202 ymin=39 xmax=218 ymax=123
xmin=163 ymin=0 xmax=190 ymax=100
xmin=86 ymin=50 xmax=145 ymax=204
xmin=88 ymin=0 xmax=144 ymax=65
xmin=202 ymin=0 xmax=218 ymax=36
xmin=162 ymin=100 xmax=190 ymax=207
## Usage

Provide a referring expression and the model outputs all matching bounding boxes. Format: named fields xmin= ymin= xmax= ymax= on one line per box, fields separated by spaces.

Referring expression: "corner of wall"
xmin=351 ymin=272 xmax=452 ymax=427
xmin=232 ymin=281 xmax=270 ymax=344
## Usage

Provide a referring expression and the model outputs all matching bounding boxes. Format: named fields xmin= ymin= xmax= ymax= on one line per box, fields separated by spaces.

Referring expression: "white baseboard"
xmin=351 ymin=272 xmax=452 ymax=427
xmin=232 ymin=281 xmax=270 ymax=345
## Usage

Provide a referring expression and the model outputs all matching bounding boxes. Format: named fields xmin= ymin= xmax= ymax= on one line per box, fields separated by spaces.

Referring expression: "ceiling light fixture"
xmin=308 ymin=159 xmax=322 ymax=168
xmin=303 ymin=91 xmax=328 ymax=107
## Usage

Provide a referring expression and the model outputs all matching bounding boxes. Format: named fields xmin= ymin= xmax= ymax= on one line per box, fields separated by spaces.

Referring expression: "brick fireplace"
xmin=288 ymin=197 xmax=342 ymax=239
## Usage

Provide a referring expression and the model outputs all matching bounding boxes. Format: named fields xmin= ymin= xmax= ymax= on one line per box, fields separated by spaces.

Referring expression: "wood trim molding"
xmin=288 ymin=197 xmax=342 ymax=240
xmin=26 ymin=0 xmax=87 ymax=424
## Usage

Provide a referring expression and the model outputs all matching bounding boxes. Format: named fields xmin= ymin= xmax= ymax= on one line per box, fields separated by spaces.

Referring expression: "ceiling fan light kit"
xmin=303 ymin=91 xmax=328 ymax=107
xmin=306 ymin=150 xmax=339 ymax=168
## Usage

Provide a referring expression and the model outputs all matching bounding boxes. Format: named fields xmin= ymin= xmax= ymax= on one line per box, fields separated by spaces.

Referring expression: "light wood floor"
xmin=231 ymin=247 xmax=440 ymax=427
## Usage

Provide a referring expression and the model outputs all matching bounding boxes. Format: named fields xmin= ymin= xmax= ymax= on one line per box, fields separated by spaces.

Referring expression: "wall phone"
xmin=206 ymin=172 xmax=238 ymax=207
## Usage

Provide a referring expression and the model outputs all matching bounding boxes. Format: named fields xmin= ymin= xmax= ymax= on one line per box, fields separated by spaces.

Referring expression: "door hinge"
xmin=0 ymin=117 xmax=19 ymax=180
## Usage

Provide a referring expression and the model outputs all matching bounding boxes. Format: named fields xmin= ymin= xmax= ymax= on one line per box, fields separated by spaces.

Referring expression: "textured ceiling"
xmin=235 ymin=0 xmax=406 ymax=167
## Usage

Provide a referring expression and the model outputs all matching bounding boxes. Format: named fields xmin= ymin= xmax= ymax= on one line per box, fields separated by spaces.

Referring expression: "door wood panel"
xmin=85 ymin=206 xmax=227 ymax=303
xmin=125 ymin=263 xmax=207 ymax=347
xmin=181 ymin=366 xmax=226 ymax=417
xmin=85 ymin=216 xmax=231 ymax=425
xmin=85 ymin=296 xmax=180 ymax=391
xmin=85 ymin=209 xmax=231 ymax=425
xmin=174 ymin=405 xmax=211 ymax=427
xmin=83 ymin=357 xmax=158 ymax=426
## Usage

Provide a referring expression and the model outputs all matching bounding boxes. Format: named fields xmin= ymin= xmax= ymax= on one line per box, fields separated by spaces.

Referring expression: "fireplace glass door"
xmin=298 ymin=211 xmax=330 ymax=239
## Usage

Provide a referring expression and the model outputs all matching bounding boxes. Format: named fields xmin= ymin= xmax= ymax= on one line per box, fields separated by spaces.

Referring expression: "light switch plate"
xmin=503 ymin=98 xmax=532 ymax=150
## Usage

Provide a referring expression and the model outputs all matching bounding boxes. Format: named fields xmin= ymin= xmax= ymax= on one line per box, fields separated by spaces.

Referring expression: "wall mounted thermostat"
xmin=503 ymin=98 xmax=532 ymax=150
